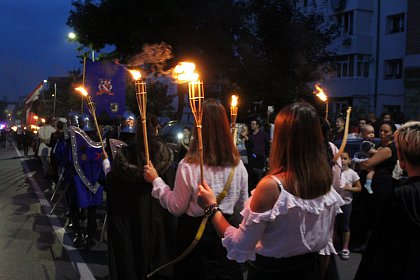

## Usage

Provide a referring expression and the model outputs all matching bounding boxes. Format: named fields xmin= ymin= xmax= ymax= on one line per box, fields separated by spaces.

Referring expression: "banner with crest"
xmin=85 ymin=61 xmax=126 ymax=121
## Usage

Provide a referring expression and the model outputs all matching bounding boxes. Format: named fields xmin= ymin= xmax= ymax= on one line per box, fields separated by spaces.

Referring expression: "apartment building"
xmin=298 ymin=0 xmax=420 ymax=120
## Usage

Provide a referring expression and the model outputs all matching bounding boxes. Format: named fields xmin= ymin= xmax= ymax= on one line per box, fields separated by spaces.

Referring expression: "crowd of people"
xmin=6 ymin=104 xmax=420 ymax=280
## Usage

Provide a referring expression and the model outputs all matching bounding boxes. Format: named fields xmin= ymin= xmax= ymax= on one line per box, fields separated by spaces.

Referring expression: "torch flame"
xmin=174 ymin=62 xmax=199 ymax=82
xmin=129 ymin=70 xmax=141 ymax=81
xmin=231 ymin=95 xmax=238 ymax=107
xmin=75 ymin=86 xmax=88 ymax=97
xmin=313 ymin=84 xmax=327 ymax=102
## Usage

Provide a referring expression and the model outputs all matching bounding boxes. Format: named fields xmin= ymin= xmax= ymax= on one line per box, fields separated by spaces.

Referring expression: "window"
xmin=357 ymin=55 xmax=370 ymax=78
xmin=383 ymin=105 xmax=400 ymax=115
xmin=333 ymin=101 xmax=349 ymax=115
xmin=336 ymin=11 xmax=354 ymax=35
xmin=387 ymin=13 xmax=405 ymax=34
xmin=334 ymin=55 xmax=355 ymax=78
xmin=384 ymin=59 xmax=403 ymax=79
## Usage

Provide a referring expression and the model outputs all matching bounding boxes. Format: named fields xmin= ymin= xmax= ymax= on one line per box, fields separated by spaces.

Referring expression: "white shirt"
xmin=339 ymin=168 xmax=360 ymax=204
xmin=37 ymin=125 xmax=56 ymax=157
xmin=152 ymin=159 xmax=249 ymax=217
xmin=318 ymin=142 xmax=346 ymax=255
xmin=102 ymin=158 xmax=111 ymax=176
xmin=221 ymin=176 xmax=344 ymax=263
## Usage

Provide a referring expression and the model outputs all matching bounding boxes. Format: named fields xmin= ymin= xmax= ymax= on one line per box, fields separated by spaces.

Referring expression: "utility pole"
xmin=53 ymin=83 xmax=57 ymax=117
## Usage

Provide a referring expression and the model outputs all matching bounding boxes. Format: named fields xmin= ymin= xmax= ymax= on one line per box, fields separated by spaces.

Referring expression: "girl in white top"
xmin=336 ymin=151 xmax=361 ymax=260
xmin=144 ymin=98 xmax=248 ymax=280
xmin=197 ymin=102 xmax=345 ymax=280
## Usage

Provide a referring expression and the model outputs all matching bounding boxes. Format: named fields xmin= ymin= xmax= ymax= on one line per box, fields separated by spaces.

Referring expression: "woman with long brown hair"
xmin=197 ymin=102 xmax=344 ymax=280
xmin=144 ymin=98 xmax=248 ymax=280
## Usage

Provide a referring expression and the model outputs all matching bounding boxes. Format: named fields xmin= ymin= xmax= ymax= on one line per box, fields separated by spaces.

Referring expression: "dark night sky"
xmin=0 ymin=1 xmax=81 ymax=102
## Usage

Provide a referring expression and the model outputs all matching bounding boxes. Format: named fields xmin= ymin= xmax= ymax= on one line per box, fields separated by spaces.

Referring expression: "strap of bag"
xmin=216 ymin=166 xmax=236 ymax=204
xmin=147 ymin=166 xmax=236 ymax=278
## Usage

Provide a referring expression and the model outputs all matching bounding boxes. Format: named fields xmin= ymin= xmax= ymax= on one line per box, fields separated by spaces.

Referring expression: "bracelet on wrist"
xmin=204 ymin=204 xmax=220 ymax=218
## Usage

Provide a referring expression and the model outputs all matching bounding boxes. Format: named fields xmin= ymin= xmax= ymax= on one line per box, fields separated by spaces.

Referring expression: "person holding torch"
xmin=144 ymin=98 xmax=248 ymax=280
xmin=196 ymin=102 xmax=344 ymax=280
xmin=104 ymin=114 xmax=177 ymax=280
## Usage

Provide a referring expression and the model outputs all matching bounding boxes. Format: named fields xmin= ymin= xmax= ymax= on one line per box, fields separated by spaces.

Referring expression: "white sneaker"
xmin=340 ymin=249 xmax=350 ymax=260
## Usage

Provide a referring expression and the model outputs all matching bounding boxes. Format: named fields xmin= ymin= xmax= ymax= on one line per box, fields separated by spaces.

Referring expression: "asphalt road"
xmin=0 ymin=143 xmax=107 ymax=280
xmin=0 ymin=141 xmax=361 ymax=280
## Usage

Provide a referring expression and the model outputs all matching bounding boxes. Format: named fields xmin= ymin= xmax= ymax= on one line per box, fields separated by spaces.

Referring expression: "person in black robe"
xmin=105 ymin=115 xmax=176 ymax=280
xmin=355 ymin=121 xmax=420 ymax=280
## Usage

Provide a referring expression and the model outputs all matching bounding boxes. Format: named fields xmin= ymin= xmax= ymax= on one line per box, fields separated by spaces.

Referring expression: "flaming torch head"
xmin=313 ymin=84 xmax=327 ymax=102
xmin=129 ymin=70 xmax=141 ymax=81
xmin=174 ymin=62 xmax=199 ymax=83
xmin=75 ymin=86 xmax=95 ymax=114
xmin=230 ymin=95 xmax=238 ymax=126
xmin=231 ymin=95 xmax=238 ymax=107
xmin=174 ymin=62 xmax=204 ymax=125
xmin=75 ymin=86 xmax=89 ymax=97
xmin=129 ymin=70 xmax=147 ymax=119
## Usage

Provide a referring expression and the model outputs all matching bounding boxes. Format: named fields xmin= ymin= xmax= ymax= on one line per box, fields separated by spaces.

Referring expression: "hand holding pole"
xmin=334 ymin=106 xmax=352 ymax=162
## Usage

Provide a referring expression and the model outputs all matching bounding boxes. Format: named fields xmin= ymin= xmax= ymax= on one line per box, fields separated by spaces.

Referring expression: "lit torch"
xmin=147 ymin=62 xmax=205 ymax=279
xmin=314 ymin=84 xmax=328 ymax=120
xmin=74 ymin=86 xmax=106 ymax=154
xmin=174 ymin=62 xmax=204 ymax=184
xmin=230 ymin=95 xmax=238 ymax=145
xmin=129 ymin=70 xmax=150 ymax=165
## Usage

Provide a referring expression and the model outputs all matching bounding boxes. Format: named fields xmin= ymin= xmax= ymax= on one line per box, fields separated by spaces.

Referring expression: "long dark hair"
xmin=269 ymin=102 xmax=332 ymax=199
xmin=185 ymin=98 xmax=240 ymax=167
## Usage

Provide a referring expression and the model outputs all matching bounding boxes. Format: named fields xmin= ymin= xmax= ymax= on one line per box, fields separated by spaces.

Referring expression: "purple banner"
xmin=85 ymin=61 xmax=126 ymax=121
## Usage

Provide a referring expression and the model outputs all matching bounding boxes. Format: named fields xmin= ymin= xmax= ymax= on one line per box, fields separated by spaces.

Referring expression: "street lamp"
xmin=68 ymin=31 xmax=95 ymax=61
xmin=68 ymin=32 xmax=76 ymax=40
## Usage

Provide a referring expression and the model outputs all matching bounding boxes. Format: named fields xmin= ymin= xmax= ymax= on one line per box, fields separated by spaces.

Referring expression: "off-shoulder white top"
xmin=221 ymin=175 xmax=344 ymax=263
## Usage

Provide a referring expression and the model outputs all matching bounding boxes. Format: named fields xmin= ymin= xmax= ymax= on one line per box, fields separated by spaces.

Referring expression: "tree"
xmin=233 ymin=0 xmax=337 ymax=113
xmin=66 ymin=69 xmax=84 ymax=113
xmin=67 ymin=0 xmax=336 ymax=117
xmin=67 ymin=0 xmax=242 ymax=109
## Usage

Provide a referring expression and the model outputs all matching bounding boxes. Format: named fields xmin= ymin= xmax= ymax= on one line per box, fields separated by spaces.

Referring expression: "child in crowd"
xmin=353 ymin=124 xmax=377 ymax=193
xmin=336 ymin=151 xmax=362 ymax=260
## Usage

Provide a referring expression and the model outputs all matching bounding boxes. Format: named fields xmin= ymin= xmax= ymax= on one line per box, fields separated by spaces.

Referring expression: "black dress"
xmin=355 ymin=176 xmax=420 ymax=280
xmin=106 ymin=142 xmax=177 ymax=280
xmin=174 ymin=214 xmax=243 ymax=280
xmin=368 ymin=142 xmax=398 ymax=228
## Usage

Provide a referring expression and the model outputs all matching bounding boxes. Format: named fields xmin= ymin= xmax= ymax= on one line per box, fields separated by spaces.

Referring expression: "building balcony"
xmin=330 ymin=33 xmax=373 ymax=55
xmin=324 ymin=77 xmax=372 ymax=98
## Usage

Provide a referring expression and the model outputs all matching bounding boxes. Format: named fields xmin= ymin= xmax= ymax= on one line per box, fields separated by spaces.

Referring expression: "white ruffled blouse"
xmin=222 ymin=175 xmax=345 ymax=263
xmin=152 ymin=159 xmax=249 ymax=217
